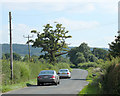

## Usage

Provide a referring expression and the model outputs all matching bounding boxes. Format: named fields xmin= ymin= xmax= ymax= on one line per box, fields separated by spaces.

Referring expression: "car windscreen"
xmin=60 ymin=70 xmax=68 ymax=72
xmin=40 ymin=71 xmax=54 ymax=74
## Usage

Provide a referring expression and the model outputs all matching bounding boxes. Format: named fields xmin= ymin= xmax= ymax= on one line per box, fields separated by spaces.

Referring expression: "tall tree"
xmin=29 ymin=23 xmax=72 ymax=64
xmin=78 ymin=42 xmax=91 ymax=62
xmin=109 ymin=31 xmax=120 ymax=57
xmin=13 ymin=53 xmax=21 ymax=61
xmin=68 ymin=42 xmax=97 ymax=66
xmin=75 ymin=52 xmax=86 ymax=64
xmin=68 ymin=47 xmax=78 ymax=64
xmin=2 ymin=53 xmax=21 ymax=61
xmin=92 ymin=48 xmax=108 ymax=60
xmin=23 ymin=54 xmax=29 ymax=62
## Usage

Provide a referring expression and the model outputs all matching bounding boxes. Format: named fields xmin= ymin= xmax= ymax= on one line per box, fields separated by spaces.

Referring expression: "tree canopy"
xmin=29 ymin=23 xmax=72 ymax=64
xmin=68 ymin=42 xmax=98 ymax=66
xmin=92 ymin=48 xmax=108 ymax=60
xmin=109 ymin=31 xmax=120 ymax=57
xmin=2 ymin=53 xmax=21 ymax=61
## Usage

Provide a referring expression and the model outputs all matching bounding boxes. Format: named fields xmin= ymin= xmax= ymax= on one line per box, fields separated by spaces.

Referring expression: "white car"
xmin=58 ymin=69 xmax=71 ymax=79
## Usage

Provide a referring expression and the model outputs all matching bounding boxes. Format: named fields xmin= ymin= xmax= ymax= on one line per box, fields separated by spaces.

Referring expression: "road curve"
xmin=3 ymin=69 xmax=89 ymax=95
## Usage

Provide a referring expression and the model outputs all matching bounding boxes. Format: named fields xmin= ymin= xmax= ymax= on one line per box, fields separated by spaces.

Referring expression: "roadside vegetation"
xmin=79 ymin=58 xmax=120 ymax=94
xmin=79 ymin=31 xmax=120 ymax=95
xmin=1 ymin=56 xmax=71 ymax=92
xmin=1 ymin=22 xmax=120 ymax=95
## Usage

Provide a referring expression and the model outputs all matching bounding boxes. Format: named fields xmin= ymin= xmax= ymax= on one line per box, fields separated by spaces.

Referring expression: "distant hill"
xmin=1 ymin=44 xmax=43 ymax=57
xmin=1 ymin=44 xmax=109 ymax=57
xmin=1 ymin=44 xmax=73 ymax=57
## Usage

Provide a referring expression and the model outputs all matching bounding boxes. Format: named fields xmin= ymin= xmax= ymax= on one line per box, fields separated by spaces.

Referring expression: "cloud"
xmin=2 ymin=0 xmax=118 ymax=14
xmin=1 ymin=25 xmax=9 ymax=43
xmin=96 ymin=2 xmax=118 ymax=13
xmin=0 ymin=30 xmax=2 ymax=43
xmin=1 ymin=0 xmax=118 ymax=3
xmin=13 ymin=24 xmax=38 ymax=44
xmin=67 ymin=3 xmax=95 ymax=13
xmin=103 ymin=36 xmax=115 ymax=44
xmin=49 ymin=17 xmax=99 ymax=31
xmin=2 ymin=2 xmax=95 ymax=13
xmin=1 ymin=24 xmax=38 ymax=44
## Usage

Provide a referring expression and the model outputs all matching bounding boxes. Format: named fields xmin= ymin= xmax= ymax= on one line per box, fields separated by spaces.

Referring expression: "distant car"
xmin=58 ymin=69 xmax=71 ymax=79
xmin=37 ymin=70 xmax=60 ymax=86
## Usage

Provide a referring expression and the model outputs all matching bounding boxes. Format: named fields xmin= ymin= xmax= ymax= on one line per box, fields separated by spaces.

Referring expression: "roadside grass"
xmin=79 ymin=57 xmax=120 ymax=95
xmin=79 ymin=82 xmax=99 ymax=94
xmin=1 ymin=60 xmax=72 ymax=93
xmin=1 ymin=78 xmax=37 ymax=93
xmin=79 ymin=67 xmax=101 ymax=95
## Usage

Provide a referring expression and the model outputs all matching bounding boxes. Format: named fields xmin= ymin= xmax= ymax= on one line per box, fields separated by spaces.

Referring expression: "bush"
xmin=101 ymin=57 xmax=120 ymax=94
xmin=78 ymin=62 xmax=98 ymax=69
xmin=2 ymin=60 xmax=11 ymax=85
xmin=2 ymin=60 xmax=71 ymax=86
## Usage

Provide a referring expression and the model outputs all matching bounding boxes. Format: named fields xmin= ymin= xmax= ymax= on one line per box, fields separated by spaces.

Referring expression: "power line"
xmin=23 ymin=35 xmax=33 ymax=61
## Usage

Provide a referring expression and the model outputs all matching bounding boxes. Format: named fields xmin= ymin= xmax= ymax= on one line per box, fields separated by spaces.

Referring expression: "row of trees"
xmin=68 ymin=42 xmax=108 ymax=66
xmin=2 ymin=53 xmax=22 ymax=61
xmin=2 ymin=53 xmax=71 ymax=64
xmin=2 ymin=23 xmax=120 ymax=66
xmin=68 ymin=31 xmax=120 ymax=67
xmin=109 ymin=31 xmax=120 ymax=58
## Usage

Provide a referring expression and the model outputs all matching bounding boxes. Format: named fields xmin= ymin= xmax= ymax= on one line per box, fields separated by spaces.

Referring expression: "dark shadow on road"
xmin=26 ymin=83 xmax=37 ymax=87
xmin=60 ymin=77 xmax=71 ymax=79
xmin=70 ymin=78 xmax=91 ymax=81
xmin=26 ymin=83 xmax=57 ymax=87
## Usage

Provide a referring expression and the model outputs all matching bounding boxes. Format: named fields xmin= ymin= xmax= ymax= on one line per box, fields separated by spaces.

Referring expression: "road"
xmin=3 ymin=69 xmax=89 ymax=95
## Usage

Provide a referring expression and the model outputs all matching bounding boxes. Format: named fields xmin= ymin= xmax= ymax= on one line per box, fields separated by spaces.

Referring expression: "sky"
xmin=0 ymin=0 xmax=119 ymax=48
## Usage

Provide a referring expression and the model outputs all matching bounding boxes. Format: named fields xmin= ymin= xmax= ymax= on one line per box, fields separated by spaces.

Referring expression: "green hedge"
xmin=2 ymin=60 xmax=71 ymax=86
xmin=101 ymin=57 xmax=120 ymax=94
xmin=78 ymin=62 xmax=98 ymax=69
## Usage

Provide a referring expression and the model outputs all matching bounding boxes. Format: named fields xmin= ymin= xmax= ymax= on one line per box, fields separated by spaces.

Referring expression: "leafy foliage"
xmin=23 ymin=54 xmax=29 ymax=62
xmin=56 ymin=56 xmax=71 ymax=63
xmin=109 ymin=31 xmax=120 ymax=57
xmin=2 ymin=60 xmax=71 ymax=86
xmin=68 ymin=42 xmax=98 ymax=66
xmin=78 ymin=62 xmax=98 ymax=69
xmin=100 ymin=58 xmax=120 ymax=94
xmin=2 ymin=53 xmax=21 ymax=61
xmin=92 ymin=48 xmax=109 ymax=60
xmin=29 ymin=23 xmax=72 ymax=63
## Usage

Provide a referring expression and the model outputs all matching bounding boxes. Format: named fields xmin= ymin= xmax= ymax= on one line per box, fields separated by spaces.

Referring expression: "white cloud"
xmin=0 ymin=30 xmax=2 ymax=43
xmin=2 ymin=0 xmax=118 ymax=13
xmin=67 ymin=3 xmax=95 ymax=13
xmin=1 ymin=25 xmax=9 ymax=43
xmin=1 ymin=0 xmax=119 ymax=3
xmin=103 ymin=36 xmax=115 ymax=44
xmin=2 ymin=2 xmax=95 ymax=13
xmin=1 ymin=24 xmax=38 ymax=44
xmin=13 ymin=24 xmax=38 ymax=44
xmin=96 ymin=2 xmax=118 ymax=13
xmin=50 ymin=17 xmax=99 ymax=31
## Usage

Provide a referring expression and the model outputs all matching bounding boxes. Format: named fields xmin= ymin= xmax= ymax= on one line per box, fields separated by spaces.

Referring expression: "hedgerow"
xmin=2 ymin=60 xmax=71 ymax=86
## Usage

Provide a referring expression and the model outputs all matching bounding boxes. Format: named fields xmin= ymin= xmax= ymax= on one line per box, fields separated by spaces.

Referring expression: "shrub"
xmin=78 ymin=62 xmax=98 ymax=69
xmin=101 ymin=58 xmax=120 ymax=94
xmin=2 ymin=60 xmax=71 ymax=86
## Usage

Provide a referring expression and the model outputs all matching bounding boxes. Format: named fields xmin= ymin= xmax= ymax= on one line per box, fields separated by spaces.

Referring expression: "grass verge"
xmin=1 ymin=68 xmax=73 ymax=93
xmin=79 ymin=67 xmax=101 ymax=94
xmin=1 ymin=78 xmax=37 ymax=93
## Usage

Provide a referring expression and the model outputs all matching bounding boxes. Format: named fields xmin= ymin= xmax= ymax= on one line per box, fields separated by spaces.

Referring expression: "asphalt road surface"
xmin=3 ymin=69 xmax=89 ymax=95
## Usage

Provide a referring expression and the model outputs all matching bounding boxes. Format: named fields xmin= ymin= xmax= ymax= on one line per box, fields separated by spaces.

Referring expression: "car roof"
xmin=60 ymin=69 xmax=69 ymax=70
xmin=40 ymin=70 xmax=55 ymax=72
